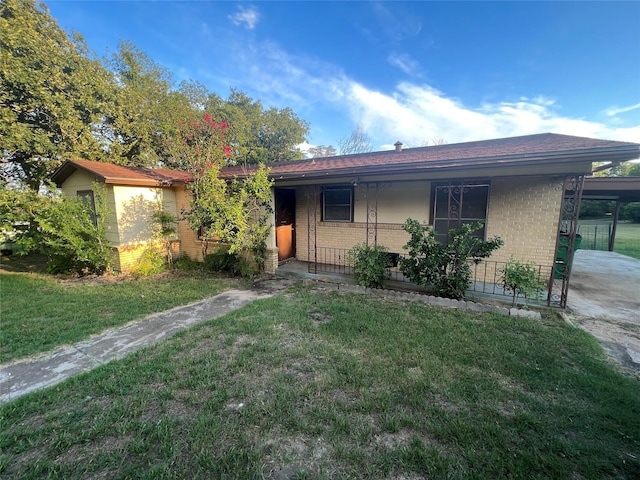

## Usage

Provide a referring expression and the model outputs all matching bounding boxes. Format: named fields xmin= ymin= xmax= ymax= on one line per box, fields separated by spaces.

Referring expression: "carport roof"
xmin=582 ymin=177 xmax=640 ymax=203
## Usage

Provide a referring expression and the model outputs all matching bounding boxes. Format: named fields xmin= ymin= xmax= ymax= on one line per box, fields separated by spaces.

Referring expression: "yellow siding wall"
xmin=59 ymin=170 xmax=119 ymax=244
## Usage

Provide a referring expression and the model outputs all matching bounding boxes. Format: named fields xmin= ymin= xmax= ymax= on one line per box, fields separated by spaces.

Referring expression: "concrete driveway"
xmin=566 ymin=250 xmax=640 ymax=372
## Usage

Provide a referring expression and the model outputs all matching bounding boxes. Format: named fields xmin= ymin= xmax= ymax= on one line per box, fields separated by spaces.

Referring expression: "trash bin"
xmin=554 ymin=233 xmax=582 ymax=279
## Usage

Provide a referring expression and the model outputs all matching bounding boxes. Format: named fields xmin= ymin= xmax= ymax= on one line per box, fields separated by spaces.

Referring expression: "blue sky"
xmin=45 ymin=1 xmax=640 ymax=152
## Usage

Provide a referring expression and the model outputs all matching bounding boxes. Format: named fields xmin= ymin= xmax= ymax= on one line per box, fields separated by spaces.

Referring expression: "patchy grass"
xmin=614 ymin=223 xmax=640 ymax=259
xmin=1 ymin=285 xmax=638 ymax=479
xmin=0 ymin=269 xmax=238 ymax=363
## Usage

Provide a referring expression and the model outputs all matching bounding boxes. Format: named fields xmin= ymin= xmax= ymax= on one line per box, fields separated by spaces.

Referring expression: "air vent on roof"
xmin=394 ymin=141 xmax=403 ymax=152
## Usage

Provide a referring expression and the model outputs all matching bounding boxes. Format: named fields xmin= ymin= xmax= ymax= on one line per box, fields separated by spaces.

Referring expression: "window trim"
xmin=321 ymin=186 xmax=354 ymax=223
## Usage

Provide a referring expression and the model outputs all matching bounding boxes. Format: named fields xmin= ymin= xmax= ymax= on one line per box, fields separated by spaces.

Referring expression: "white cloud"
xmin=229 ymin=6 xmax=260 ymax=29
xmin=604 ymin=102 xmax=640 ymax=117
xmin=199 ymin=35 xmax=639 ymax=148
xmin=344 ymin=82 xmax=640 ymax=147
xmin=387 ymin=53 xmax=419 ymax=75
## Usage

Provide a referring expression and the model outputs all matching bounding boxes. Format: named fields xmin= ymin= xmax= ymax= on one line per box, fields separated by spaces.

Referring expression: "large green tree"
xmin=0 ymin=0 xmax=113 ymax=189
xmin=202 ymin=89 xmax=309 ymax=166
xmin=102 ymin=42 xmax=199 ymax=167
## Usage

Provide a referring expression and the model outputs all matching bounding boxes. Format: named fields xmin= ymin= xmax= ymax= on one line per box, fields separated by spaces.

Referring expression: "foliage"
xmin=203 ymin=246 xmax=254 ymax=277
xmin=593 ymin=160 xmax=640 ymax=177
xmin=399 ymin=219 xmax=503 ymax=299
xmin=174 ymin=113 xmax=273 ymax=270
xmin=347 ymin=243 xmax=391 ymax=288
xmin=130 ymin=244 xmax=167 ymax=277
xmin=579 ymin=199 xmax=640 ymax=222
xmin=0 ymin=0 xmax=114 ymax=189
xmin=0 ymin=183 xmax=113 ymax=274
xmin=501 ymin=257 xmax=545 ymax=307
xmin=201 ymin=89 xmax=309 ymax=165
xmin=1 ymin=2 xmax=309 ymax=189
xmin=151 ymin=204 xmax=178 ymax=265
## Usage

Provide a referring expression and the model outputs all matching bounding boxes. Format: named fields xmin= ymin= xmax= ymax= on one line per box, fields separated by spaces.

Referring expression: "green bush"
xmin=203 ymin=246 xmax=255 ymax=277
xmin=131 ymin=245 xmax=167 ymax=277
xmin=399 ymin=219 xmax=503 ymax=300
xmin=501 ymin=257 xmax=545 ymax=307
xmin=347 ymin=243 xmax=390 ymax=289
xmin=0 ymin=184 xmax=114 ymax=275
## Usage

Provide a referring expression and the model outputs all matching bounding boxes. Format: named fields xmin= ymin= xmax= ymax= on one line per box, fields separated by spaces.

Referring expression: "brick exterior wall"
xmin=486 ymin=177 xmax=562 ymax=267
xmin=293 ymin=177 xmax=562 ymax=269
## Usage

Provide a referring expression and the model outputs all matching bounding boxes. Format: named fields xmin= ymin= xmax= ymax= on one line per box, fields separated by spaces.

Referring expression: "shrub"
xmin=399 ymin=219 xmax=503 ymax=300
xmin=2 ymin=184 xmax=115 ymax=275
xmin=347 ymin=243 xmax=390 ymax=289
xmin=131 ymin=245 xmax=167 ymax=277
xmin=502 ymin=257 xmax=545 ymax=307
xmin=203 ymin=246 xmax=255 ymax=277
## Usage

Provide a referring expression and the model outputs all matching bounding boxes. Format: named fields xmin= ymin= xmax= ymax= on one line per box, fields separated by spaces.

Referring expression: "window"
xmin=77 ymin=190 xmax=97 ymax=226
xmin=431 ymin=181 xmax=489 ymax=244
xmin=322 ymin=187 xmax=353 ymax=222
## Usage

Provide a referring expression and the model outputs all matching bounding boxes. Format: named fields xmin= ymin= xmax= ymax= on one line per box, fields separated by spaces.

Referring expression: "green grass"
xmin=1 ymin=286 xmax=638 ymax=479
xmin=613 ymin=223 xmax=640 ymax=259
xmin=0 ymin=270 xmax=238 ymax=363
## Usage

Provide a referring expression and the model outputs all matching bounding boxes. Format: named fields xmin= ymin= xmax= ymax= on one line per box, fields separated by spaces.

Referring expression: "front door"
xmin=275 ymin=188 xmax=296 ymax=261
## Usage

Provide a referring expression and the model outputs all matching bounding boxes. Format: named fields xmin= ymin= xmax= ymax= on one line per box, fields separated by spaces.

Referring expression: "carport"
xmin=581 ymin=177 xmax=640 ymax=251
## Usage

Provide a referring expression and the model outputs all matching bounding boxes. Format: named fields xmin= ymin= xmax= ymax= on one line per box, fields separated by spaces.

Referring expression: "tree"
xmin=0 ymin=0 xmax=114 ymax=189
xmin=101 ymin=41 xmax=198 ymax=168
xmin=201 ymin=89 xmax=309 ymax=166
xmin=307 ymin=145 xmax=337 ymax=158
xmin=338 ymin=125 xmax=373 ymax=155
xmin=169 ymin=113 xmax=273 ymax=268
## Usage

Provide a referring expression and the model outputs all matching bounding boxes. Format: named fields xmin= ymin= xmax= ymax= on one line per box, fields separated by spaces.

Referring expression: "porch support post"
xmin=263 ymin=187 xmax=278 ymax=275
xmin=556 ymin=175 xmax=585 ymax=308
xmin=365 ymin=183 xmax=379 ymax=246
xmin=307 ymin=186 xmax=318 ymax=273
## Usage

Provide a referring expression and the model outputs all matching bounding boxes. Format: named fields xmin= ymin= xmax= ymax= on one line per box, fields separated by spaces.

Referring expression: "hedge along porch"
xmin=221 ymin=133 xmax=640 ymax=308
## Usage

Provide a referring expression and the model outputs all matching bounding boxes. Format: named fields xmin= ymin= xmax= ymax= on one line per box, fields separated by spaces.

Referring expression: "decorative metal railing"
xmin=310 ymin=247 xmax=560 ymax=307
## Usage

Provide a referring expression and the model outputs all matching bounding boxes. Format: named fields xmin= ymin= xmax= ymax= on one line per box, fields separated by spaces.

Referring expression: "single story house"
xmin=52 ymin=133 xmax=639 ymax=305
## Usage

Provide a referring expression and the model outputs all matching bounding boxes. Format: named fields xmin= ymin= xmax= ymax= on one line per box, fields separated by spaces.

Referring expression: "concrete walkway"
xmin=0 ymin=277 xmax=297 ymax=404
xmin=566 ymin=250 xmax=640 ymax=372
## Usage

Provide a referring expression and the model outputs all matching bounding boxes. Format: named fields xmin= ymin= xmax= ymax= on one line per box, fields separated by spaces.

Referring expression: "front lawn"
xmin=0 ymin=270 xmax=238 ymax=363
xmin=1 ymin=286 xmax=638 ymax=479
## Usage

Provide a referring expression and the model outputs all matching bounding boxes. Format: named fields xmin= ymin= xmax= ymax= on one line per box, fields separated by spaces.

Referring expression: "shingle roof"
xmin=51 ymin=134 xmax=640 ymax=187
xmin=51 ymin=159 xmax=190 ymax=187
xmin=220 ymin=133 xmax=640 ymax=180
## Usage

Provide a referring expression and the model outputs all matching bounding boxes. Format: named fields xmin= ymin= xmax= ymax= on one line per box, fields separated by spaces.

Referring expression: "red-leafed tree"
xmin=168 ymin=113 xmax=273 ymax=268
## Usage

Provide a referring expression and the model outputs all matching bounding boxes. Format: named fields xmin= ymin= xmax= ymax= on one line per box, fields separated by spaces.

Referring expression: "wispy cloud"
xmin=387 ymin=53 xmax=419 ymax=75
xmin=228 ymin=6 xmax=260 ymax=29
xmin=604 ymin=102 xmax=640 ymax=117
xmin=196 ymin=36 xmax=639 ymax=148
xmin=347 ymin=82 xmax=640 ymax=147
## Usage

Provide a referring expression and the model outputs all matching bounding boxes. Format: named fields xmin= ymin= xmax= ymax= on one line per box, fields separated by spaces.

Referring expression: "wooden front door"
xmin=275 ymin=188 xmax=296 ymax=261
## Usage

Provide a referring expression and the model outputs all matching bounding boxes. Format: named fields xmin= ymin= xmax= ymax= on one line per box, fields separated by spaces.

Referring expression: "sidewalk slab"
xmin=0 ymin=277 xmax=296 ymax=404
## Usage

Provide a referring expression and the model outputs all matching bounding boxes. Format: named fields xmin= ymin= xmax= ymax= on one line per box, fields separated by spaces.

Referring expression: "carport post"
xmin=609 ymin=200 xmax=621 ymax=252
